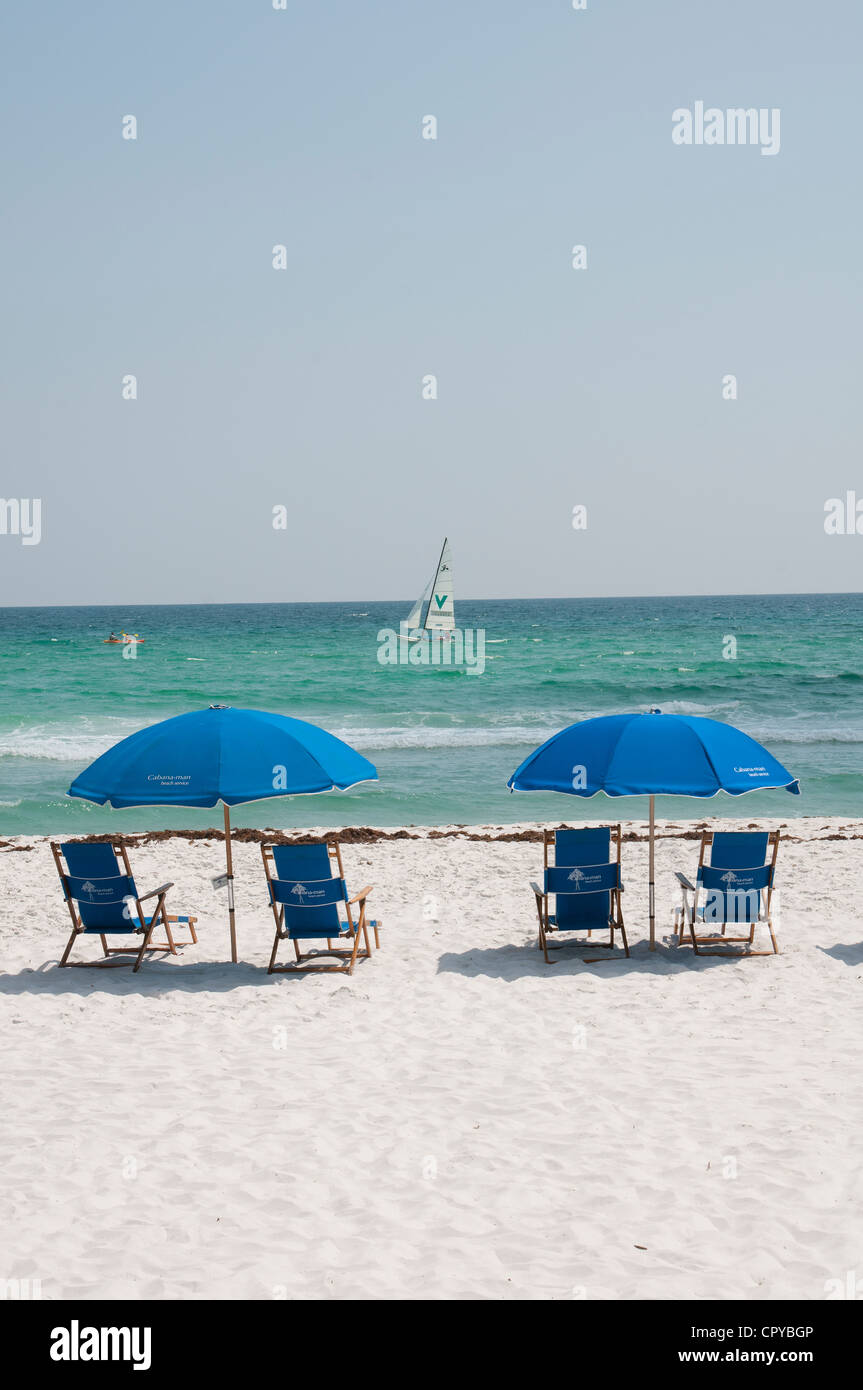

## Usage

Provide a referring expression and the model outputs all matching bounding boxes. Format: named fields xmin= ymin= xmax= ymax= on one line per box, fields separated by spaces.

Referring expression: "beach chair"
xmin=51 ymin=840 xmax=198 ymax=971
xmin=675 ymin=829 xmax=780 ymax=956
xmin=531 ymin=825 xmax=629 ymax=964
xmin=262 ymin=841 xmax=380 ymax=975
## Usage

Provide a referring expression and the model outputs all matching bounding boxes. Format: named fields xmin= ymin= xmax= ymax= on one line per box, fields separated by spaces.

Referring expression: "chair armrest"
xmin=674 ymin=872 xmax=696 ymax=892
xmin=530 ymin=881 xmax=545 ymax=899
xmin=137 ymin=882 xmax=174 ymax=902
xmin=347 ymin=885 xmax=373 ymax=905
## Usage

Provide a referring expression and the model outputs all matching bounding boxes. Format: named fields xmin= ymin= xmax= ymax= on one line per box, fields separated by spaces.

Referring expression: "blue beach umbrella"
xmin=68 ymin=705 xmax=378 ymax=961
xmin=508 ymin=710 xmax=799 ymax=950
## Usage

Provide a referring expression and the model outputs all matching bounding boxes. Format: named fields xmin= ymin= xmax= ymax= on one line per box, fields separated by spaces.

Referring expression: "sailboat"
xmin=404 ymin=538 xmax=455 ymax=639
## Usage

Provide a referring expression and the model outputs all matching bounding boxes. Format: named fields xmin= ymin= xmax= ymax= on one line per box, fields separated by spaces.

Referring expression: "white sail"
xmin=423 ymin=538 xmax=455 ymax=631
xmin=404 ymin=579 xmax=430 ymax=630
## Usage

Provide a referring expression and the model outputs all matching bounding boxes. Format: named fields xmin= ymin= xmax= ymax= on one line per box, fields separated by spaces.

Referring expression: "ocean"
xmin=0 ymin=594 xmax=860 ymax=836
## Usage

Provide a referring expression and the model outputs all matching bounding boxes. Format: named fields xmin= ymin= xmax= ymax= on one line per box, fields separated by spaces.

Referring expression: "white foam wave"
xmin=338 ymin=713 xmax=863 ymax=751
xmin=1 ymin=709 xmax=859 ymax=767
xmin=745 ymin=725 xmax=863 ymax=745
xmin=652 ymin=699 xmax=741 ymax=717
xmin=0 ymin=718 xmax=155 ymax=762
xmin=332 ymin=724 xmax=562 ymax=751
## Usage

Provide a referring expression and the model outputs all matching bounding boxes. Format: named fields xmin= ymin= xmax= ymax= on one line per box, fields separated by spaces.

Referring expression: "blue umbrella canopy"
xmin=68 ymin=705 xmax=378 ymax=809
xmin=508 ymin=711 xmax=799 ymax=799
xmin=508 ymin=710 xmax=799 ymax=951
xmin=67 ymin=706 xmax=378 ymax=961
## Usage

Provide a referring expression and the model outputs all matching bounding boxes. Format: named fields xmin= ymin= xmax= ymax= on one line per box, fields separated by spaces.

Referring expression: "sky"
xmin=1 ymin=0 xmax=861 ymax=605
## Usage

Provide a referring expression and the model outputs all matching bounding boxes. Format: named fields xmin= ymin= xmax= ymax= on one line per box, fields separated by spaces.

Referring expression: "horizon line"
xmin=1 ymin=589 xmax=861 ymax=612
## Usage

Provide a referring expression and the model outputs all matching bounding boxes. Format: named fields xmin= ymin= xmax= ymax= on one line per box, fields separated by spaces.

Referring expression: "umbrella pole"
xmin=649 ymin=794 xmax=656 ymax=951
xmin=224 ymin=803 xmax=238 ymax=963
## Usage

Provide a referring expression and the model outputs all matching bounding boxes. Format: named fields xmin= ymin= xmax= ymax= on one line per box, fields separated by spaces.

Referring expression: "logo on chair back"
xmin=566 ymin=867 xmax=607 ymax=890
xmin=289 ymin=882 xmax=327 ymax=901
xmin=719 ymin=870 xmax=757 ymax=887
xmin=719 ymin=869 xmax=758 ymax=890
xmin=78 ymin=880 xmax=116 ymax=901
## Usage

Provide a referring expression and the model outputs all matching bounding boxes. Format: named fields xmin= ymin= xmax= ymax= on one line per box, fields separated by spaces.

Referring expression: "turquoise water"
xmin=0 ymin=595 xmax=860 ymax=835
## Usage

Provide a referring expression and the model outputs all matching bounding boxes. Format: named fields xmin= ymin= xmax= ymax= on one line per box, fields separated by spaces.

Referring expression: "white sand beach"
xmin=1 ymin=817 xmax=861 ymax=1302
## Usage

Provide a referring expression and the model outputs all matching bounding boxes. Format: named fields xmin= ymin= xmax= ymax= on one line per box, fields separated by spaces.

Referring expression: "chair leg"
xmin=534 ymin=894 xmax=553 ymax=963
xmin=133 ymin=922 xmax=157 ymax=973
xmin=673 ymin=904 xmax=683 ymax=941
xmin=268 ymin=905 xmax=376 ymax=977
xmin=159 ymin=914 xmax=197 ymax=947
xmin=539 ymin=920 xmax=554 ymax=965
xmin=688 ymin=913 xmax=700 ymax=954
xmin=59 ymin=929 xmax=79 ymax=967
xmin=689 ymin=915 xmax=779 ymax=957
xmin=346 ymin=923 xmax=365 ymax=975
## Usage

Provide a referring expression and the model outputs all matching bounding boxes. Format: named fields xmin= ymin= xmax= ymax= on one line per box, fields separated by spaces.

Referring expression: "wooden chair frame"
xmin=51 ymin=840 xmax=198 ymax=971
xmin=262 ymin=841 xmax=379 ymax=976
xmin=675 ymin=829 xmax=780 ymax=957
xmin=531 ymin=824 xmax=629 ymax=964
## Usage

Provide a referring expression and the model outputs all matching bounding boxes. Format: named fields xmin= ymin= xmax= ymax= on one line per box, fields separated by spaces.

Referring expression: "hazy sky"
xmin=1 ymin=1 xmax=861 ymax=605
